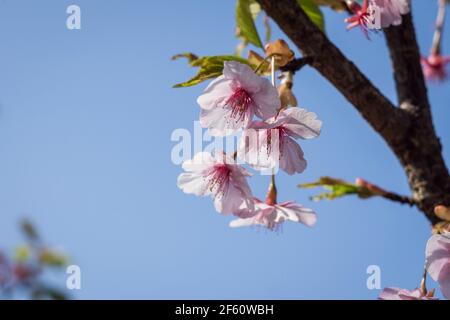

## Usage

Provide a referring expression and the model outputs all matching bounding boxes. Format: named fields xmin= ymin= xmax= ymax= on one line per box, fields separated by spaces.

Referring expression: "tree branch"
xmin=279 ymin=56 xmax=314 ymax=74
xmin=299 ymin=176 xmax=416 ymax=207
xmin=382 ymin=192 xmax=416 ymax=207
xmin=382 ymin=8 xmax=450 ymax=223
xmin=384 ymin=13 xmax=430 ymax=112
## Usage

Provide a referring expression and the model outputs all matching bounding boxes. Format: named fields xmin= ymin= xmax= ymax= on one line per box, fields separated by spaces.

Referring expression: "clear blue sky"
xmin=0 ymin=0 xmax=448 ymax=299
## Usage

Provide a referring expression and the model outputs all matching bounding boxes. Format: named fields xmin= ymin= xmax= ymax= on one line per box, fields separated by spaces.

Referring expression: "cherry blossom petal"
xmin=426 ymin=233 xmax=450 ymax=281
xmin=181 ymin=152 xmax=215 ymax=172
xmin=230 ymin=206 xmax=276 ymax=229
xmin=177 ymin=172 xmax=210 ymax=196
xmin=439 ymin=263 xmax=450 ymax=299
xmin=238 ymin=126 xmax=279 ymax=170
xmin=281 ymin=108 xmax=322 ymax=140
xmin=276 ymin=201 xmax=317 ymax=227
xmin=379 ymin=287 xmax=403 ymax=300
xmin=197 ymin=76 xmax=233 ymax=111
xmin=252 ymin=80 xmax=281 ymax=120
xmin=229 ymin=217 xmax=258 ymax=228
xmin=379 ymin=287 xmax=435 ymax=300
xmin=200 ymin=101 xmax=253 ymax=136
xmin=214 ymin=173 xmax=254 ymax=215
xmin=230 ymin=200 xmax=316 ymax=230
xmin=222 ymin=61 xmax=261 ymax=93
xmin=178 ymin=152 xmax=216 ymax=196
xmin=279 ymin=137 xmax=307 ymax=175
xmin=426 ymin=233 xmax=450 ymax=298
xmin=178 ymin=152 xmax=254 ymax=215
xmin=371 ymin=0 xmax=410 ymax=28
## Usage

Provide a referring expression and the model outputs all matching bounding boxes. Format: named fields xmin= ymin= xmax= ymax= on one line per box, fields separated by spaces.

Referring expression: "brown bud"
xmin=265 ymin=181 xmax=277 ymax=206
xmin=265 ymin=39 xmax=295 ymax=67
xmin=278 ymin=82 xmax=298 ymax=109
xmin=426 ymin=288 xmax=436 ymax=298
xmin=355 ymin=178 xmax=388 ymax=196
xmin=434 ymin=205 xmax=450 ymax=221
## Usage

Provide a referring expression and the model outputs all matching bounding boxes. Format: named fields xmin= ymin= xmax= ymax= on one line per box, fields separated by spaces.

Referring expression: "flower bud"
xmin=355 ymin=178 xmax=387 ymax=196
xmin=435 ymin=205 xmax=450 ymax=222
xmin=278 ymin=72 xmax=297 ymax=109
xmin=265 ymin=39 xmax=294 ymax=67
xmin=265 ymin=181 xmax=277 ymax=206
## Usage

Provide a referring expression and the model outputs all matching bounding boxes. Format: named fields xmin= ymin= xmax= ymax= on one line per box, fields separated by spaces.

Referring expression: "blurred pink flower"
xmin=238 ymin=108 xmax=322 ymax=175
xmin=0 ymin=251 xmax=10 ymax=287
xmin=379 ymin=287 xmax=437 ymax=300
xmin=372 ymin=0 xmax=410 ymax=28
xmin=198 ymin=61 xmax=280 ymax=136
xmin=230 ymin=198 xmax=317 ymax=231
xmin=345 ymin=0 xmax=372 ymax=37
xmin=426 ymin=233 xmax=450 ymax=299
xmin=421 ymin=53 xmax=450 ymax=82
xmin=345 ymin=0 xmax=410 ymax=36
xmin=177 ymin=152 xmax=254 ymax=214
xmin=12 ymin=264 xmax=39 ymax=284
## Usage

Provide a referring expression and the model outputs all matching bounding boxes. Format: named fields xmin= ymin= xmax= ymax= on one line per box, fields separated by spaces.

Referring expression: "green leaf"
xmin=173 ymin=54 xmax=251 ymax=88
xmin=297 ymin=0 xmax=326 ymax=33
xmin=39 ymin=248 xmax=68 ymax=267
xmin=171 ymin=53 xmax=199 ymax=64
xmin=299 ymin=176 xmax=375 ymax=202
xmin=20 ymin=219 xmax=40 ymax=243
xmin=14 ymin=245 xmax=30 ymax=263
xmin=236 ymin=0 xmax=264 ymax=48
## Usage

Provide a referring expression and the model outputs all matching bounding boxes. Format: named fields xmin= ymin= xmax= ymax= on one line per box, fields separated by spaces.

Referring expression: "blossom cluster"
xmin=345 ymin=0 xmax=410 ymax=36
xmin=0 ymin=250 xmax=40 ymax=295
xmin=345 ymin=0 xmax=450 ymax=81
xmin=177 ymin=61 xmax=322 ymax=230
xmin=0 ymin=245 xmax=68 ymax=299
xmin=0 ymin=221 xmax=69 ymax=300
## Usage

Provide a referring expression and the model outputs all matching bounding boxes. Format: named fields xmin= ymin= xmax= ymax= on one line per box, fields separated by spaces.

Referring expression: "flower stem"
xmin=269 ymin=56 xmax=278 ymax=205
xmin=271 ymin=56 xmax=276 ymax=85
xmin=431 ymin=0 xmax=447 ymax=55
xmin=254 ymin=54 xmax=276 ymax=74
xmin=420 ymin=266 xmax=428 ymax=295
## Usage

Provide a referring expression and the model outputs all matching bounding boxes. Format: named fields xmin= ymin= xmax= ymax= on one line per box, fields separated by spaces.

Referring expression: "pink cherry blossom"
xmin=238 ymin=108 xmax=322 ymax=175
xmin=177 ymin=151 xmax=254 ymax=214
xmin=197 ymin=61 xmax=280 ymax=136
xmin=345 ymin=0 xmax=373 ymax=37
xmin=426 ymin=233 xmax=450 ymax=299
xmin=371 ymin=0 xmax=410 ymax=28
xmin=345 ymin=0 xmax=410 ymax=36
xmin=421 ymin=53 xmax=450 ymax=82
xmin=230 ymin=198 xmax=317 ymax=231
xmin=379 ymin=287 xmax=437 ymax=300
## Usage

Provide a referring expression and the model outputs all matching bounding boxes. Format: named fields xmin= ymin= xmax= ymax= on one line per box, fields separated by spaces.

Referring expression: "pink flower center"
xmin=225 ymin=87 xmax=253 ymax=122
xmin=204 ymin=164 xmax=231 ymax=195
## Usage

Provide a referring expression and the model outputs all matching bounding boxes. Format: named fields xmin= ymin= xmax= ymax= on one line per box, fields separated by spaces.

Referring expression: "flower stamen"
xmin=204 ymin=164 xmax=231 ymax=195
xmin=225 ymin=87 xmax=253 ymax=122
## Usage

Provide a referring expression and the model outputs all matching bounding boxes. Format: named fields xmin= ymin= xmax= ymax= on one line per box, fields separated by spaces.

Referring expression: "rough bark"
xmin=256 ymin=0 xmax=450 ymax=224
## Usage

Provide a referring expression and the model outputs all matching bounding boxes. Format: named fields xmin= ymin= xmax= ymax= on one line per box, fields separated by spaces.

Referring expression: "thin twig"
xmin=431 ymin=0 xmax=447 ymax=55
xmin=279 ymin=56 xmax=314 ymax=74
xmin=382 ymin=192 xmax=416 ymax=207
